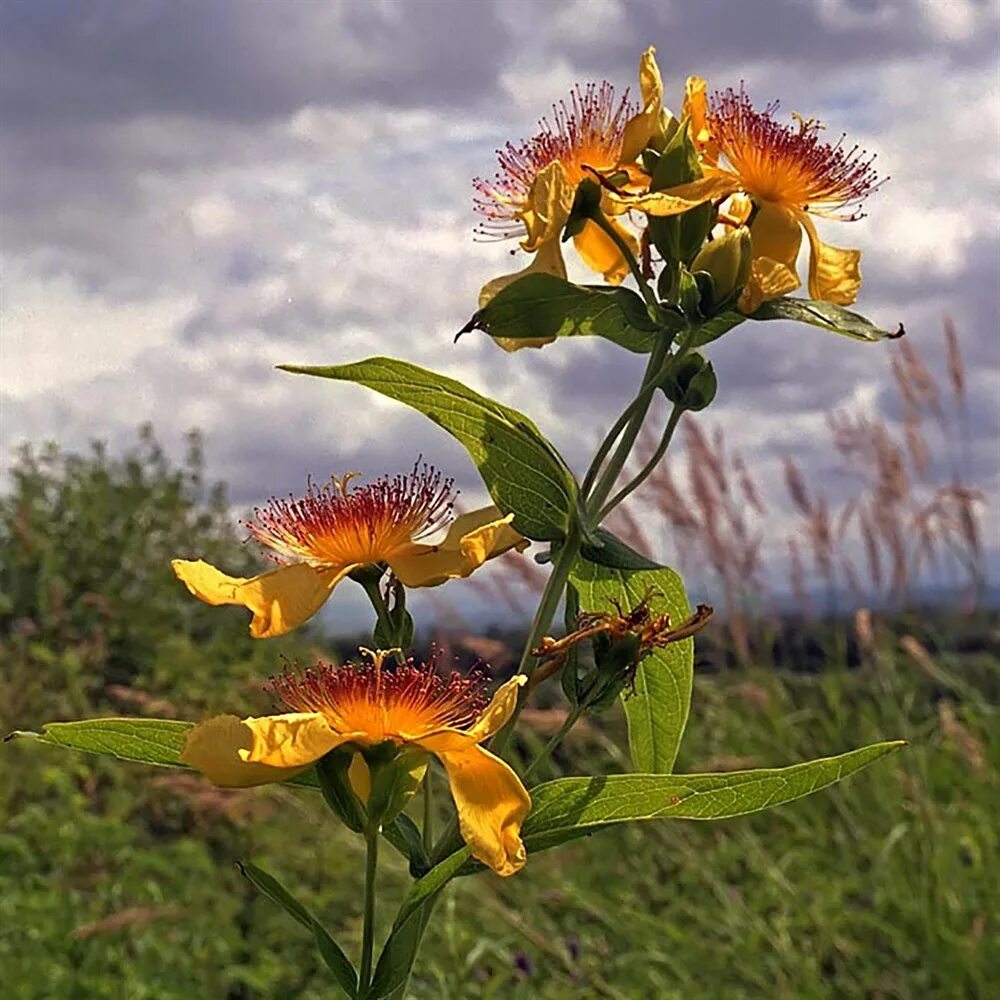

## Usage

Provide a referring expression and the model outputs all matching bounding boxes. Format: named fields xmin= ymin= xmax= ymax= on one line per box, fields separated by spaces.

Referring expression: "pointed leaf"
xmin=750 ymin=297 xmax=904 ymax=342
xmin=570 ymin=546 xmax=693 ymax=773
xmin=280 ymin=357 xmax=578 ymax=541
xmin=522 ymin=741 xmax=905 ymax=851
xmin=6 ymin=719 xmax=319 ymax=789
xmin=239 ymin=860 xmax=357 ymax=997
xmin=468 ymin=273 xmax=658 ymax=353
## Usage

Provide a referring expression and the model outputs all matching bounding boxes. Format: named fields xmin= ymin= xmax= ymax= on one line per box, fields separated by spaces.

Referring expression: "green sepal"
xmin=660 ymin=353 xmax=718 ymax=412
xmin=316 ymin=748 xmax=367 ymax=832
xmin=562 ymin=177 xmax=602 ymax=240
xmin=584 ymin=632 xmax=644 ymax=712
xmin=646 ymin=120 xmax=712 ymax=268
xmin=690 ymin=228 xmax=752 ymax=313
xmin=749 ymin=297 xmax=905 ymax=342
xmin=366 ymin=747 xmax=429 ymax=829
xmin=677 ymin=268 xmax=703 ymax=320
xmin=372 ymin=577 xmax=414 ymax=651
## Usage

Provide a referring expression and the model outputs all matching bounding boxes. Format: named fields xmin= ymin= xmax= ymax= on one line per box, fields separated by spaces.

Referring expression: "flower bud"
xmin=691 ymin=227 xmax=752 ymax=308
xmin=660 ymin=353 xmax=718 ymax=412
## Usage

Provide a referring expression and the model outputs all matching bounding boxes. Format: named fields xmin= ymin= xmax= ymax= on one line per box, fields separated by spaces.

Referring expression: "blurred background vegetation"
xmin=1 ymin=333 xmax=997 ymax=998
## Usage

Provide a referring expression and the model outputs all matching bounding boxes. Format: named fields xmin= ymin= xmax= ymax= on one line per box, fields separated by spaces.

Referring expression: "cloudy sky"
xmin=3 ymin=0 xmax=998 ymax=626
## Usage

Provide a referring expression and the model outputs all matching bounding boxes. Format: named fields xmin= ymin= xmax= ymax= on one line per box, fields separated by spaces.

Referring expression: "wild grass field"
xmin=1 ymin=417 xmax=996 ymax=999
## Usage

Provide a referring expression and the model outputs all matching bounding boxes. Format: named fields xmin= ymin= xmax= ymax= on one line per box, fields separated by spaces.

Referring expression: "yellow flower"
xmin=180 ymin=652 xmax=532 ymax=876
xmin=472 ymin=48 xmax=664 ymax=346
xmin=613 ymin=85 xmax=883 ymax=306
xmin=173 ymin=465 xmax=527 ymax=638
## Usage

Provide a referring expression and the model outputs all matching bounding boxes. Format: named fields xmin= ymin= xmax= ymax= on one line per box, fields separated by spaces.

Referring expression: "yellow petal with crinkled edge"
xmin=519 ymin=160 xmax=574 ymax=253
xmin=572 ymin=217 xmax=635 ymax=285
xmin=389 ymin=508 xmax=528 ymax=588
xmin=681 ymin=75 xmax=718 ymax=162
xmin=180 ymin=713 xmax=347 ymax=787
xmin=435 ymin=743 xmax=531 ymax=876
xmin=416 ymin=675 xmax=526 ymax=753
xmin=240 ymin=712 xmax=359 ymax=767
xmin=738 ymin=257 xmax=800 ymax=314
xmin=799 ymin=212 xmax=862 ymax=305
xmin=619 ymin=47 xmax=664 ymax=164
xmin=611 ymin=171 xmax=740 ymax=216
xmin=750 ymin=201 xmax=802 ymax=271
xmin=171 ymin=559 xmax=351 ymax=638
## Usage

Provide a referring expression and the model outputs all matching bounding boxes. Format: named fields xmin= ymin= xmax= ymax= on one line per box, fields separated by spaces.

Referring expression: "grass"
xmin=2 ymin=619 xmax=996 ymax=999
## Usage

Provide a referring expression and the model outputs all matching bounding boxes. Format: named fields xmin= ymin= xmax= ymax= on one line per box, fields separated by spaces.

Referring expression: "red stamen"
xmin=473 ymin=81 xmax=635 ymax=240
xmin=243 ymin=462 xmax=455 ymax=567
xmin=709 ymin=86 xmax=884 ymax=219
xmin=268 ymin=649 xmax=491 ymax=736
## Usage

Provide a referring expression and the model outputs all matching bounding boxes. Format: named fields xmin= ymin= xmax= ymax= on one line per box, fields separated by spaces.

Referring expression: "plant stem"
xmin=596 ymin=403 xmax=685 ymax=521
xmin=587 ymin=324 xmax=700 ymax=517
xmin=586 ymin=339 xmax=670 ymax=514
xmin=491 ymin=526 xmax=582 ymax=758
xmin=359 ymin=823 xmax=380 ymax=994
xmin=421 ymin=769 xmax=434 ymax=855
xmin=523 ymin=705 xmax=584 ymax=781
xmin=358 ymin=577 xmax=405 ymax=664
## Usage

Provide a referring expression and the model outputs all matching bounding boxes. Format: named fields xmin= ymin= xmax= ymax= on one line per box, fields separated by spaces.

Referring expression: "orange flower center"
xmin=473 ymin=81 xmax=634 ymax=239
xmin=268 ymin=653 xmax=490 ymax=743
xmin=708 ymin=87 xmax=883 ymax=218
xmin=245 ymin=464 xmax=454 ymax=568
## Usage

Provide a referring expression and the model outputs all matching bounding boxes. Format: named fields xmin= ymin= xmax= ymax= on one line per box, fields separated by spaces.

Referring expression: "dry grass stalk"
xmin=71 ymin=905 xmax=188 ymax=940
xmin=937 ymin=701 xmax=987 ymax=774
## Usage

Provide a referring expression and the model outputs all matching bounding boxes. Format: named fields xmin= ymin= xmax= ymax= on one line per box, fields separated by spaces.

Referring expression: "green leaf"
xmin=238 ymin=860 xmax=357 ymax=998
xmin=579 ymin=527 xmax=660 ymax=570
xmin=522 ymin=741 xmax=906 ymax=852
xmin=280 ymin=357 xmax=578 ymax=542
xmin=467 ymin=274 xmax=658 ymax=353
xmin=749 ymin=297 xmax=904 ymax=342
xmin=366 ymin=849 xmax=471 ymax=998
xmin=690 ymin=310 xmax=745 ymax=348
xmin=7 ymin=718 xmax=418 ymax=863
xmin=6 ymin=718 xmax=319 ymax=790
xmin=570 ymin=547 xmax=693 ymax=773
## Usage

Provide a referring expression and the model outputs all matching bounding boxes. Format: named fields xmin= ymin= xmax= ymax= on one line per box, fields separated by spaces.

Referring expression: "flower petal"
xmin=749 ymin=201 xmax=802 ymax=271
xmin=388 ymin=508 xmax=528 ymax=588
xmin=180 ymin=713 xmax=345 ymax=787
xmin=572 ymin=217 xmax=636 ymax=285
xmin=435 ymin=744 xmax=531 ymax=877
xmin=171 ymin=559 xmax=349 ymax=638
xmin=610 ymin=172 xmax=740 ymax=216
xmin=417 ymin=675 xmax=527 ymax=753
xmin=519 ymin=160 xmax=575 ymax=253
xmin=619 ymin=46 xmax=664 ymax=164
xmin=681 ymin=75 xmax=719 ymax=162
xmin=800 ymin=212 xmax=862 ymax=305
xmin=738 ymin=257 xmax=800 ymax=314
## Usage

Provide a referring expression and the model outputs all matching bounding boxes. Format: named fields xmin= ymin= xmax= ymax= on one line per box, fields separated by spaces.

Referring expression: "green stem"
xmin=358 ymin=577 xmax=405 ymax=664
xmin=522 ymin=705 xmax=584 ymax=782
xmin=587 ymin=324 xmax=700 ymax=516
xmin=586 ymin=340 xmax=669 ymax=514
xmin=490 ymin=526 xmax=582 ymax=758
xmin=421 ymin=768 xmax=434 ymax=856
xmin=358 ymin=823 xmax=380 ymax=994
xmin=596 ymin=403 xmax=685 ymax=521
